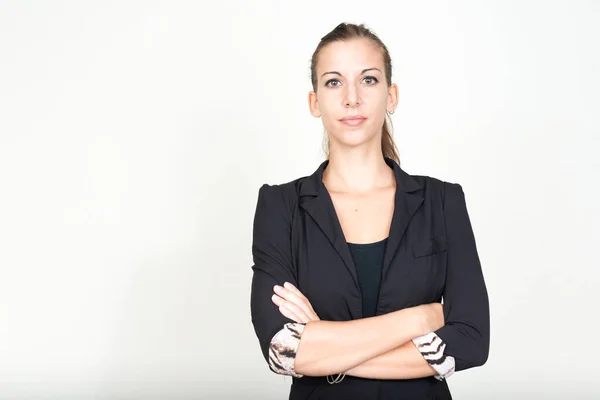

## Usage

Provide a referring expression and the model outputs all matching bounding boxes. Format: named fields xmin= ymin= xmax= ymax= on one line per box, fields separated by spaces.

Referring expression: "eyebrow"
xmin=320 ymin=67 xmax=382 ymax=79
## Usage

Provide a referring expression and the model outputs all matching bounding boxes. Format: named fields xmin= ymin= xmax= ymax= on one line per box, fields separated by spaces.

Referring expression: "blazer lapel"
xmin=298 ymin=158 xmax=424 ymax=289
xmin=299 ymin=160 xmax=360 ymax=289
xmin=382 ymin=158 xmax=424 ymax=280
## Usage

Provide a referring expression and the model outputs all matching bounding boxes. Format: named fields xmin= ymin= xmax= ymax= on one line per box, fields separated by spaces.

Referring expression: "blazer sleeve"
xmin=433 ymin=182 xmax=490 ymax=371
xmin=250 ymin=183 xmax=306 ymax=375
xmin=412 ymin=331 xmax=455 ymax=380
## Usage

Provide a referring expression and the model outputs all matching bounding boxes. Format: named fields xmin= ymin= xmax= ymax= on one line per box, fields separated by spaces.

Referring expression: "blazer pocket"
xmin=412 ymin=236 xmax=448 ymax=258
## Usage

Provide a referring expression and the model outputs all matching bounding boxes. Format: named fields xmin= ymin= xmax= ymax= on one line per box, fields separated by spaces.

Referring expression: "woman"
xmin=250 ymin=22 xmax=489 ymax=400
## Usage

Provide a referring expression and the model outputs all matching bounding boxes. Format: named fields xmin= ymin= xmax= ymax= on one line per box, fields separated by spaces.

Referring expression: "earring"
xmin=388 ymin=109 xmax=395 ymax=115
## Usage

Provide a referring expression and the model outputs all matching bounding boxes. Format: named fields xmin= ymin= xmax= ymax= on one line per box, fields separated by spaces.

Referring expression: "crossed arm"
xmin=270 ymin=282 xmax=447 ymax=380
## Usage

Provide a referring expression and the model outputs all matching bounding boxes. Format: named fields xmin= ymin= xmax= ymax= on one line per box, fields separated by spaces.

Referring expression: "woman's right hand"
xmin=413 ymin=303 xmax=445 ymax=334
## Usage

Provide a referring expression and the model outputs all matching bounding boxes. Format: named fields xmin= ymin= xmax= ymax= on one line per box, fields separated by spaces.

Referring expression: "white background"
xmin=0 ymin=1 xmax=598 ymax=399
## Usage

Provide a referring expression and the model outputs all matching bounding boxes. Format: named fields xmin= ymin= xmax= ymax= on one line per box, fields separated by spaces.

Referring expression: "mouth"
xmin=339 ymin=115 xmax=367 ymax=126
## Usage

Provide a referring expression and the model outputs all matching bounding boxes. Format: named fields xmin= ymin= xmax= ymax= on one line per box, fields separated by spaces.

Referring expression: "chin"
xmin=329 ymin=128 xmax=378 ymax=148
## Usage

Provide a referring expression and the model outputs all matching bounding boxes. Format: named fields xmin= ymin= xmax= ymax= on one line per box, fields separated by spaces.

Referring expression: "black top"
xmin=347 ymin=238 xmax=388 ymax=318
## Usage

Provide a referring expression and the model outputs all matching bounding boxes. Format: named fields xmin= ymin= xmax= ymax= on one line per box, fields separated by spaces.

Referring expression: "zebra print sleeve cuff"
xmin=268 ymin=322 xmax=306 ymax=377
xmin=412 ymin=332 xmax=456 ymax=381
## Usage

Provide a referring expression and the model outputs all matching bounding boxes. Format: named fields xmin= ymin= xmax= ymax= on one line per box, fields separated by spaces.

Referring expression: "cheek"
xmin=369 ymin=113 xmax=385 ymax=126
xmin=371 ymin=90 xmax=389 ymax=109
xmin=316 ymin=92 xmax=338 ymax=115
xmin=320 ymin=115 xmax=338 ymax=135
xmin=317 ymin=103 xmax=340 ymax=129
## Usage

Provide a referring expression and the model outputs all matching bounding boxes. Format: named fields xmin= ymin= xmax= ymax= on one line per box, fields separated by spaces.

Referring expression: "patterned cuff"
xmin=268 ymin=322 xmax=306 ymax=377
xmin=412 ymin=332 xmax=456 ymax=381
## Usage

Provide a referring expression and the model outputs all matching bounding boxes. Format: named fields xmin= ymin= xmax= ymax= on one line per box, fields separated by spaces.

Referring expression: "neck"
xmin=323 ymin=147 xmax=395 ymax=194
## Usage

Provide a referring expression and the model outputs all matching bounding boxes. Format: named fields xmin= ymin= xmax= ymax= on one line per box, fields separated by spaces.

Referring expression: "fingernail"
xmin=274 ymin=285 xmax=282 ymax=292
xmin=284 ymin=282 xmax=291 ymax=288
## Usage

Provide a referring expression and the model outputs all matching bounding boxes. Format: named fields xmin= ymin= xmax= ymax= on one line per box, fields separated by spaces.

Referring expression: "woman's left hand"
xmin=272 ymin=282 xmax=321 ymax=323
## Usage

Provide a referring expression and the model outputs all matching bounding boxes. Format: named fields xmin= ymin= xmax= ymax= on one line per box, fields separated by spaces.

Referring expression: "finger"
xmin=273 ymin=293 xmax=320 ymax=322
xmin=283 ymin=282 xmax=308 ymax=301
xmin=272 ymin=295 xmax=311 ymax=323
xmin=282 ymin=283 xmax=319 ymax=317
xmin=280 ymin=300 xmax=311 ymax=323
xmin=272 ymin=293 xmax=311 ymax=323
xmin=283 ymin=282 xmax=317 ymax=314
xmin=271 ymin=294 xmax=284 ymax=307
xmin=274 ymin=285 xmax=314 ymax=318
xmin=278 ymin=303 xmax=303 ymax=324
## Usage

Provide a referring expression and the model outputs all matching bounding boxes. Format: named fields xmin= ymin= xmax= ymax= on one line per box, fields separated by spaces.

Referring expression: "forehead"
xmin=316 ymin=38 xmax=384 ymax=75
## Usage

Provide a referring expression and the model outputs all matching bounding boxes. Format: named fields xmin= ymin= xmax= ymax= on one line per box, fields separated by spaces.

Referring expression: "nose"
xmin=344 ymin=84 xmax=360 ymax=108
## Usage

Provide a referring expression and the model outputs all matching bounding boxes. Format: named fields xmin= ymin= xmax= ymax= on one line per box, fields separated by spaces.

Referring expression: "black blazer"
xmin=250 ymin=157 xmax=490 ymax=400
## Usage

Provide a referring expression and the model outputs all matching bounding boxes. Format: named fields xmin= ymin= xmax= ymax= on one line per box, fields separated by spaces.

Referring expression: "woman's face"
xmin=309 ymin=38 xmax=398 ymax=152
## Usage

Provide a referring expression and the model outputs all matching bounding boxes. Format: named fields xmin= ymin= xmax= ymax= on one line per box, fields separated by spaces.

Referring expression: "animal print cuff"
xmin=412 ymin=332 xmax=456 ymax=381
xmin=268 ymin=322 xmax=306 ymax=377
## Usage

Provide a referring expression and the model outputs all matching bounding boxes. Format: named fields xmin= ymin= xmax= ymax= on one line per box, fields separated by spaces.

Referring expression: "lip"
xmin=339 ymin=115 xmax=367 ymax=126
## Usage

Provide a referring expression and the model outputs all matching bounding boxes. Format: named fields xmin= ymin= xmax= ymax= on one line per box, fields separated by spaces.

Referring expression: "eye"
xmin=325 ymin=79 xmax=341 ymax=88
xmin=363 ymin=76 xmax=379 ymax=85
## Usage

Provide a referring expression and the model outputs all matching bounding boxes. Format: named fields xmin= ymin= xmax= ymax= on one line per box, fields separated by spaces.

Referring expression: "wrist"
xmin=414 ymin=307 xmax=429 ymax=336
xmin=396 ymin=307 xmax=425 ymax=338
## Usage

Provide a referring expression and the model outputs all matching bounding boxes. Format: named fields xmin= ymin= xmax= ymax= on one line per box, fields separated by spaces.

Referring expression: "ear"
xmin=308 ymin=91 xmax=321 ymax=118
xmin=387 ymin=83 xmax=399 ymax=113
